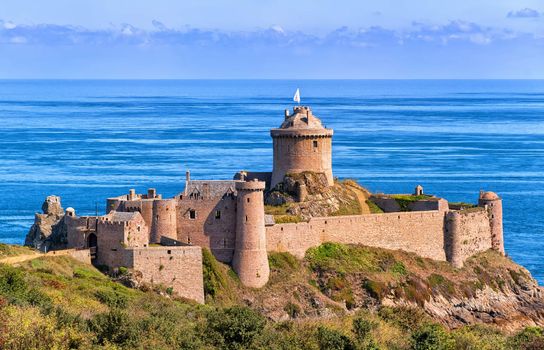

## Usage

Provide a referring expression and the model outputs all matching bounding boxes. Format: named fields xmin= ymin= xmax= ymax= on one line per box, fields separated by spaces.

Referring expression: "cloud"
xmin=0 ymin=19 xmax=537 ymax=49
xmin=507 ymin=8 xmax=541 ymax=18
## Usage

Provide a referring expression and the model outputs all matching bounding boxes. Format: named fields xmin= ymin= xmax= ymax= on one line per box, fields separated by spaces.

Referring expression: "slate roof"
xmin=184 ymin=180 xmax=241 ymax=199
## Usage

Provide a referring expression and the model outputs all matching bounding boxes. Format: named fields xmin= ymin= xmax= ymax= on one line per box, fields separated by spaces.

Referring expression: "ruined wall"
xmin=445 ymin=208 xmax=492 ymax=267
xmin=267 ymin=211 xmax=448 ymax=261
xmin=176 ymin=197 xmax=237 ymax=263
xmin=126 ymin=246 xmax=204 ymax=303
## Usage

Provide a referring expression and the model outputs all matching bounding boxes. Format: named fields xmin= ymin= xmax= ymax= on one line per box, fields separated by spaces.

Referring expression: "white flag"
xmin=293 ymin=88 xmax=300 ymax=104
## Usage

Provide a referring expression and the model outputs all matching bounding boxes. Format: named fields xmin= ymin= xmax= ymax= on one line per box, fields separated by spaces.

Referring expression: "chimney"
xmin=186 ymin=170 xmax=191 ymax=182
xmin=284 ymin=109 xmax=290 ymax=119
xmin=147 ymin=188 xmax=156 ymax=198
xmin=129 ymin=189 xmax=136 ymax=200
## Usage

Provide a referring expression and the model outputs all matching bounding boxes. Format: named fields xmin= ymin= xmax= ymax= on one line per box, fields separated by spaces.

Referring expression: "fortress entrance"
xmin=87 ymin=233 xmax=97 ymax=261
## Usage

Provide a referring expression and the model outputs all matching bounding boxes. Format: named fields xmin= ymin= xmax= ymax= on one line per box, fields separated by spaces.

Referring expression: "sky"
xmin=1 ymin=0 xmax=543 ymax=79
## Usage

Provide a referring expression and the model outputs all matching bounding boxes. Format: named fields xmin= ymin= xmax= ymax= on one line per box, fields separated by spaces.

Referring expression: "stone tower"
xmin=478 ymin=191 xmax=504 ymax=255
xmin=232 ymin=179 xmax=270 ymax=288
xmin=150 ymin=199 xmax=177 ymax=243
xmin=270 ymin=106 xmax=334 ymax=188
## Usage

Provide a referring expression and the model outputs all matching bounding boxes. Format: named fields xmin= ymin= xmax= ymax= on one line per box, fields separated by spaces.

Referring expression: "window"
xmin=167 ymin=250 xmax=171 ymax=254
xmin=189 ymin=210 xmax=196 ymax=219
xmin=245 ymin=215 xmax=248 ymax=222
xmin=247 ymin=198 xmax=250 ymax=203
xmin=313 ymin=140 xmax=318 ymax=148
xmin=215 ymin=210 xmax=221 ymax=219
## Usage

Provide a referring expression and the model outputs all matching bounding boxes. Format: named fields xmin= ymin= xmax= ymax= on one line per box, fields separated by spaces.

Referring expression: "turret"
xmin=270 ymin=106 xmax=334 ymax=188
xmin=232 ymin=180 xmax=269 ymax=288
xmin=478 ymin=191 xmax=504 ymax=255
xmin=445 ymin=211 xmax=463 ymax=268
xmin=150 ymin=199 xmax=177 ymax=244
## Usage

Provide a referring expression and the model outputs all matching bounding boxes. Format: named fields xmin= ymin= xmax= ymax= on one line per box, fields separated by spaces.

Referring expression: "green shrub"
xmin=88 ymin=308 xmax=141 ymax=347
xmin=284 ymin=302 xmax=302 ymax=318
xmin=95 ymin=289 xmax=128 ymax=308
xmin=0 ymin=264 xmax=51 ymax=309
xmin=316 ymin=326 xmax=355 ymax=350
xmin=508 ymin=327 xmax=544 ymax=350
xmin=269 ymin=252 xmax=299 ymax=270
xmin=411 ymin=323 xmax=454 ymax=350
xmin=202 ymin=248 xmax=227 ymax=299
xmin=391 ymin=261 xmax=408 ymax=276
xmin=207 ymin=306 xmax=266 ymax=349
xmin=352 ymin=317 xmax=376 ymax=342
xmin=378 ymin=306 xmax=429 ymax=332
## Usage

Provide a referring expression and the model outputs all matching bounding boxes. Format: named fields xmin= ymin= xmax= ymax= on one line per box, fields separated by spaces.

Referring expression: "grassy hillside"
xmin=0 ymin=243 xmax=543 ymax=349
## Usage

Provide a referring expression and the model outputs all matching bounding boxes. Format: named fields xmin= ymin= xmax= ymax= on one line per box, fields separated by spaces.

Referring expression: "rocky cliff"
xmin=24 ymin=195 xmax=68 ymax=251
xmin=265 ymin=172 xmax=371 ymax=220
xmin=205 ymin=243 xmax=544 ymax=333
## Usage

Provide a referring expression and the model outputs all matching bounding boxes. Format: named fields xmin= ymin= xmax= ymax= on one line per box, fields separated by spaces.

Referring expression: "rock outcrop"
xmin=24 ymin=195 xmax=68 ymax=251
xmin=265 ymin=172 xmax=370 ymax=220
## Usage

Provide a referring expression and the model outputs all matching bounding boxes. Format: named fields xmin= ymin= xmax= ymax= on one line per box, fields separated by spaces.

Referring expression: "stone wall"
xmin=66 ymin=216 xmax=97 ymax=249
xmin=266 ymin=211 xmax=448 ymax=261
xmin=176 ymin=197 xmax=237 ymax=263
xmin=126 ymin=246 xmax=204 ymax=303
xmin=445 ymin=208 xmax=492 ymax=267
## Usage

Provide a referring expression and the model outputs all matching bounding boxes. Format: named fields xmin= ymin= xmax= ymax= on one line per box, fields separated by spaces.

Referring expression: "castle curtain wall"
xmin=266 ymin=209 xmax=495 ymax=266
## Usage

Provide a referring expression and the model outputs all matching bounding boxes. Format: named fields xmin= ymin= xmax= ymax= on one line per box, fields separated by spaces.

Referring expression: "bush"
xmin=88 ymin=308 xmax=141 ymax=347
xmin=202 ymin=248 xmax=227 ymax=299
xmin=0 ymin=264 xmax=51 ymax=309
xmin=316 ymin=326 xmax=355 ymax=350
xmin=284 ymin=302 xmax=302 ymax=318
xmin=95 ymin=289 xmax=128 ymax=308
xmin=508 ymin=327 xmax=544 ymax=350
xmin=411 ymin=323 xmax=454 ymax=350
xmin=207 ymin=306 xmax=266 ymax=349
xmin=352 ymin=317 xmax=376 ymax=342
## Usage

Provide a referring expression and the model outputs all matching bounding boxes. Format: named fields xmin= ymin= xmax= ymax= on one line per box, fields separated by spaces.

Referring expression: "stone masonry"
xmin=33 ymin=105 xmax=504 ymax=303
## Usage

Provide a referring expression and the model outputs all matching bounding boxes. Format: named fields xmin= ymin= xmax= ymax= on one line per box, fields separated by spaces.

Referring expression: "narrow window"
xmin=215 ymin=210 xmax=221 ymax=219
xmin=245 ymin=215 xmax=248 ymax=222
xmin=313 ymin=140 xmax=318 ymax=148
xmin=167 ymin=250 xmax=172 ymax=254
xmin=247 ymin=197 xmax=250 ymax=203
xmin=189 ymin=210 xmax=196 ymax=219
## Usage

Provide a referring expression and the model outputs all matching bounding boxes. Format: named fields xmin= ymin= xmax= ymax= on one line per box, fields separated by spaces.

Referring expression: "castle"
xmin=49 ymin=106 xmax=503 ymax=303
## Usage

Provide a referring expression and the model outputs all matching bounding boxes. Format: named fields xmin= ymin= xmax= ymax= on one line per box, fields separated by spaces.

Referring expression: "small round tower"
xmin=232 ymin=179 xmax=270 ymax=288
xmin=150 ymin=199 xmax=177 ymax=243
xmin=478 ymin=191 xmax=504 ymax=255
xmin=270 ymin=106 xmax=334 ymax=188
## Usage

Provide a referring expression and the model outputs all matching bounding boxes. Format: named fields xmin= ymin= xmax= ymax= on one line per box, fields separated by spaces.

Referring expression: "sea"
xmin=0 ymin=80 xmax=542 ymax=284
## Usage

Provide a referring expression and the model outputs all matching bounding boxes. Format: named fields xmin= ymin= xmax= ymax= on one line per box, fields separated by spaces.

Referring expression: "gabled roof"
xmin=184 ymin=180 xmax=241 ymax=199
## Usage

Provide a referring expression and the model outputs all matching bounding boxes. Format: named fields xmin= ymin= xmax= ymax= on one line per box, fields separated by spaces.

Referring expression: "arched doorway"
xmin=87 ymin=233 xmax=97 ymax=261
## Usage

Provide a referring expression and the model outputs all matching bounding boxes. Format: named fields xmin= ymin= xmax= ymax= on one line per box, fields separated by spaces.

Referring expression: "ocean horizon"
xmin=1 ymin=79 xmax=543 ymax=283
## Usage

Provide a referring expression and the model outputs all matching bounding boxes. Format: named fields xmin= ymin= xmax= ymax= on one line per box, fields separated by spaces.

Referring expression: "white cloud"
xmin=507 ymin=8 xmax=541 ymax=18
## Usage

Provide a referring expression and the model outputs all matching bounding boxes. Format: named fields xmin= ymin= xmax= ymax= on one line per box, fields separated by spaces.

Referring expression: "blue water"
xmin=0 ymin=80 xmax=543 ymax=283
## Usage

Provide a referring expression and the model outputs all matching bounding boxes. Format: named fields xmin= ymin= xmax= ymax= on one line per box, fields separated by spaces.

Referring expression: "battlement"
xmin=235 ymin=179 xmax=266 ymax=191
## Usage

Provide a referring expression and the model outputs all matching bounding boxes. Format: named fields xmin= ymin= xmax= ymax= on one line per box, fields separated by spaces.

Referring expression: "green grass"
xmin=0 ymin=243 xmax=36 ymax=258
xmin=273 ymin=215 xmax=304 ymax=224
xmin=330 ymin=198 xmax=361 ymax=216
xmin=0 ymin=243 xmax=542 ymax=350
xmin=366 ymin=200 xmax=384 ymax=213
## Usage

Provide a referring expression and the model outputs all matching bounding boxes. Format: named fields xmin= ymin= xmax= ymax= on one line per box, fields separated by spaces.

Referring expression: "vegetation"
xmin=264 ymin=204 xmax=304 ymax=223
xmin=390 ymin=194 xmax=432 ymax=211
xmin=0 ymin=244 xmax=542 ymax=349
xmin=0 ymin=243 xmax=36 ymax=258
xmin=366 ymin=200 xmax=384 ymax=213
